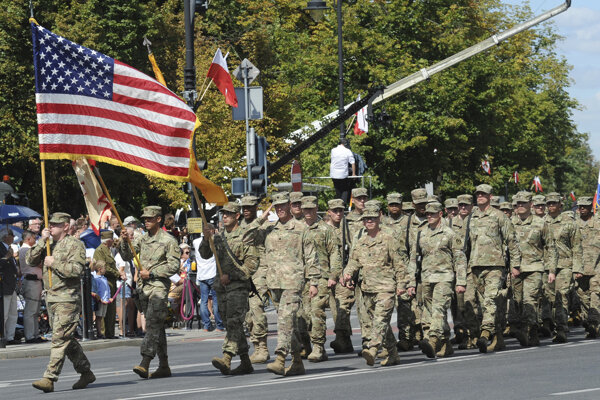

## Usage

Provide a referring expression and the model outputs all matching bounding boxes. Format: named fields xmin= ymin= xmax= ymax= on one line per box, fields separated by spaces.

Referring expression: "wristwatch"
xmin=149 ymin=272 xmax=155 ymax=280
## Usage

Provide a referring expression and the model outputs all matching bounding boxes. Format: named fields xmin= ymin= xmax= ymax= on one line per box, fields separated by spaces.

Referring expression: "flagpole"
xmin=191 ymin=186 xmax=224 ymax=277
xmin=200 ymin=51 xmax=229 ymax=103
xmin=40 ymin=161 xmax=52 ymax=287
xmin=92 ymin=167 xmax=143 ymax=272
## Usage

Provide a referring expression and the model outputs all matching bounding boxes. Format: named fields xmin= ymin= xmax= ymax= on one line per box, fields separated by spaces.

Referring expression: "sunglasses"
xmin=183 ymin=251 xmax=190 ymax=254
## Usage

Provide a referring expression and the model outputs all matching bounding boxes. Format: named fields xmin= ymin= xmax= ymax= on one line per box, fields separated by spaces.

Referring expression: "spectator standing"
xmin=91 ymin=261 xmax=111 ymax=339
xmin=115 ymin=227 xmax=137 ymax=337
xmin=330 ymin=138 xmax=356 ymax=205
xmin=192 ymin=225 xmax=224 ymax=332
xmin=19 ymin=230 xmax=44 ymax=343
xmin=28 ymin=218 xmax=42 ymax=237
xmin=93 ymin=230 xmax=120 ymax=338
xmin=1 ymin=227 xmax=19 ymax=344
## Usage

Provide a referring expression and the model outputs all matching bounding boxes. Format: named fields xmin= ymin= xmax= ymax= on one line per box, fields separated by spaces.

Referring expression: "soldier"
xmin=491 ymin=196 xmax=501 ymax=209
xmin=201 ymin=202 xmax=259 ymax=375
xmin=301 ymin=196 xmax=342 ymax=362
xmin=533 ymin=195 xmax=546 ymax=218
xmin=346 ymin=187 xmax=369 ymax=237
xmin=343 ymin=206 xmax=405 ymax=367
xmin=444 ymin=198 xmax=459 ymax=219
xmin=396 ymin=188 xmax=428 ymax=351
xmin=328 ymin=198 xmax=356 ymax=354
xmin=264 ymin=192 xmax=320 ymax=376
xmin=240 ymin=195 xmax=272 ymax=363
xmin=542 ymin=192 xmax=583 ymax=342
xmin=511 ymin=191 xmax=557 ymax=347
xmin=402 ymin=202 xmax=415 ymax=217
xmin=290 ymin=191 xmax=305 ymax=223
xmin=28 ymin=212 xmax=95 ymax=392
xmin=407 ymin=202 xmax=467 ymax=358
xmin=383 ymin=192 xmax=404 ymax=227
xmin=119 ymin=206 xmax=180 ymax=379
xmin=500 ymin=202 xmax=513 ymax=218
xmin=467 ymin=184 xmax=521 ymax=353
xmin=576 ymin=196 xmax=600 ymax=338
xmin=93 ymin=230 xmax=119 ymax=338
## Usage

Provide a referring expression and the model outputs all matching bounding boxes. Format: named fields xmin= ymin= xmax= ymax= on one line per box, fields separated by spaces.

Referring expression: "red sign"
xmin=291 ymin=160 xmax=302 ymax=192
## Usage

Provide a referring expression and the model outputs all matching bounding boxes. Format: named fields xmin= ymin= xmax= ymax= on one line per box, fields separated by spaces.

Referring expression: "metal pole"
xmin=244 ymin=64 xmax=252 ymax=194
xmin=80 ymin=270 xmax=89 ymax=341
xmin=120 ymin=279 xmax=126 ymax=337
xmin=336 ymin=0 xmax=345 ymax=139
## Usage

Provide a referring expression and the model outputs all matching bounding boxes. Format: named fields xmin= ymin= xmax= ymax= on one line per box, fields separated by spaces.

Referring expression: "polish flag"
xmin=532 ymin=176 xmax=543 ymax=193
xmin=207 ymin=48 xmax=238 ymax=107
xmin=481 ymin=160 xmax=491 ymax=175
xmin=353 ymin=95 xmax=368 ymax=135
xmin=570 ymin=192 xmax=576 ymax=202
xmin=512 ymin=171 xmax=519 ymax=184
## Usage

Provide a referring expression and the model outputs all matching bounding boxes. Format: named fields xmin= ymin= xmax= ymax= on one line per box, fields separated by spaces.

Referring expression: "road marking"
xmin=550 ymin=387 xmax=600 ymax=396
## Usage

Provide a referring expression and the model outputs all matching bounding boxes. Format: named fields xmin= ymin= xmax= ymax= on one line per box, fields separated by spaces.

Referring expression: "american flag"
xmin=31 ymin=23 xmax=197 ymax=181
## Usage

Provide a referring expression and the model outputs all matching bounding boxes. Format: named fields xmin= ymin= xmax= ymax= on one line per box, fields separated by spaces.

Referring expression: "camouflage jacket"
xmin=408 ymin=224 xmax=467 ymax=287
xmin=305 ymin=219 xmax=342 ymax=281
xmin=397 ymin=213 xmax=427 ymax=265
xmin=27 ymin=235 xmax=85 ymax=303
xmin=119 ymin=228 xmax=180 ymax=295
xmin=577 ymin=215 xmax=600 ymax=275
xmin=93 ymin=242 xmax=119 ymax=290
xmin=513 ymin=214 xmax=557 ymax=274
xmin=467 ymin=206 xmax=521 ymax=269
xmin=344 ymin=229 xmax=406 ymax=293
xmin=264 ymin=217 xmax=320 ymax=291
xmin=544 ymin=213 xmax=583 ymax=273
xmin=200 ymin=225 xmax=259 ymax=291
xmin=346 ymin=209 xmax=364 ymax=238
xmin=240 ymin=217 xmax=269 ymax=287
xmin=381 ymin=214 xmax=406 ymax=229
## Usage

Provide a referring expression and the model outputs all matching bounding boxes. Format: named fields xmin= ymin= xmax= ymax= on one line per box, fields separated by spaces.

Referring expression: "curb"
xmin=0 ymin=338 xmax=143 ymax=360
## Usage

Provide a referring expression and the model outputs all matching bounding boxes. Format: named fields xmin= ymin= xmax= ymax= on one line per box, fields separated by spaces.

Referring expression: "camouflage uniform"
xmin=344 ymin=208 xmax=406 ymax=364
xmin=577 ymin=197 xmax=600 ymax=335
xmin=27 ymin=213 xmax=92 ymax=384
xmin=119 ymin=207 xmax=180 ymax=367
xmin=468 ymin=185 xmax=521 ymax=352
xmin=93 ymin=239 xmax=119 ymax=337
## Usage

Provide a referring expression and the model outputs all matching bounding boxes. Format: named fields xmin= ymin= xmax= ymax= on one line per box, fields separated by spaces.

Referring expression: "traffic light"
xmin=250 ymin=135 xmax=269 ymax=196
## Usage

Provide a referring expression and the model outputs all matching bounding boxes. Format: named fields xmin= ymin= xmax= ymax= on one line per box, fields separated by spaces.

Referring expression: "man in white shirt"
xmin=330 ymin=139 xmax=356 ymax=204
xmin=19 ymin=230 xmax=45 ymax=343
xmin=192 ymin=225 xmax=224 ymax=331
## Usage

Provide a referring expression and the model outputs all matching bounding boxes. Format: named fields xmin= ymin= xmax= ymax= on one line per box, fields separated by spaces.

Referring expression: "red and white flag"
xmin=532 ymin=176 xmax=543 ymax=192
xmin=72 ymin=159 xmax=111 ymax=235
xmin=207 ymin=48 xmax=238 ymax=107
xmin=570 ymin=191 xmax=576 ymax=202
xmin=481 ymin=160 xmax=491 ymax=175
xmin=512 ymin=171 xmax=519 ymax=184
xmin=353 ymin=95 xmax=368 ymax=136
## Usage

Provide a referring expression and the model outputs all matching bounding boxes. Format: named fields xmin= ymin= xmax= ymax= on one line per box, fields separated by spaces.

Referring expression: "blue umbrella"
xmin=0 ymin=204 xmax=42 ymax=224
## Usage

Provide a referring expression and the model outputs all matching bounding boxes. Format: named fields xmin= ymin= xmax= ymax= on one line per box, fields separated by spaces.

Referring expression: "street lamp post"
xmin=305 ymin=0 xmax=346 ymax=140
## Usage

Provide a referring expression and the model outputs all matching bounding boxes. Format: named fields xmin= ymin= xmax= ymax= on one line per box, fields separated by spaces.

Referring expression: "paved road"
xmin=1 ymin=325 xmax=599 ymax=400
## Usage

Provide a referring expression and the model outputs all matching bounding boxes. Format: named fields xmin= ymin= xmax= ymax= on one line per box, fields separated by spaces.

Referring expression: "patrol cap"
xmin=290 ymin=191 xmax=304 ymax=203
xmin=141 ymin=206 xmax=162 ymax=218
xmin=402 ymin=202 xmax=415 ymax=211
xmin=475 ymin=184 xmax=493 ymax=194
xmin=457 ymin=194 xmax=473 ymax=205
xmin=386 ymin=192 xmax=402 ymax=205
xmin=240 ymin=195 xmax=259 ymax=207
xmin=49 ymin=212 xmax=71 ymax=224
xmin=546 ymin=192 xmax=561 ymax=203
xmin=444 ymin=198 xmax=458 ymax=208
xmin=532 ymin=194 xmax=546 ymax=206
xmin=427 ymin=194 xmax=441 ymax=204
xmin=100 ymin=230 xmax=114 ymax=240
xmin=361 ymin=207 xmax=380 ymax=219
xmin=352 ymin=187 xmax=368 ymax=198
xmin=425 ymin=202 xmax=443 ymax=213
xmin=411 ymin=188 xmax=428 ymax=204
xmin=220 ymin=202 xmax=241 ymax=214
xmin=272 ymin=192 xmax=290 ymax=206
xmin=123 ymin=216 xmax=139 ymax=226
xmin=0 ymin=226 xmax=14 ymax=238
xmin=578 ymin=196 xmax=593 ymax=206
xmin=301 ymin=196 xmax=318 ymax=209
xmin=514 ymin=191 xmax=532 ymax=202
xmin=328 ymin=199 xmax=345 ymax=210
xmin=499 ymin=202 xmax=512 ymax=211
xmin=364 ymin=199 xmax=382 ymax=211
xmin=491 ymin=196 xmax=500 ymax=207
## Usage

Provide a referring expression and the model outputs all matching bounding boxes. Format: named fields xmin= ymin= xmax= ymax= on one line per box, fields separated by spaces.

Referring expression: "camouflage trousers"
xmin=540 ymin=270 xmax=553 ymax=323
xmin=216 ymin=286 xmax=250 ymax=356
xmin=298 ymin=282 xmax=313 ymax=346
xmin=422 ymin=281 xmax=453 ymax=339
xmin=139 ymin=288 xmax=168 ymax=360
xmin=270 ymin=288 xmax=302 ymax=356
xmin=512 ymin=271 xmax=543 ymax=327
xmin=547 ymin=269 xmax=574 ymax=331
xmin=453 ymin=271 xmax=480 ymax=335
xmin=472 ymin=266 xmax=505 ymax=335
xmin=355 ymin=285 xmax=372 ymax=345
xmin=245 ymin=285 xmax=269 ymax=343
xmin=333 ymin=283 xmax=355 ymax=337
xmin=300 ymin=278 xmax=330 ymax=345
xmin=44 ymin=302 xmax=91 ymax=381
xmin=508 ymin=274 xmax=523 ymax=327
xmin=362 ymin=291 xmax=396 ymax=351
xmin=577 ymin=274 xmax=600 ymax=326
xmin=397 ymin=284 xmax=423 ymax=341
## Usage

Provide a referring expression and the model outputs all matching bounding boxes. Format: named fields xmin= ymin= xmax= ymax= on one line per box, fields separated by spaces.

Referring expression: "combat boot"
xmin=72 ymin=370 xmax=96 ymax=389
xmin=377 ymin=347 xmax=389 ymax=360
xmin=249 ymin=338 xmax=270 ymax=364
xmin=552 ymin=329 xmax=568 ymax=343
xmin=514 ymin=326 xmax=529 ymax=347
xmin=299 ymin=340 xmax=312 ymax=359
xmin=419 ymin=337 xmax=436 ymax=359
xmin=488 ymin=332 xmax=505 ymax=352
xmin=436 ymin=338 xmax=454 ymax=358
xmin=32 ymin=378 xmax=54 ymax=393
xmin=361 ymin=347 xmax=378 ymax=366
xmin=477 ymin=330 xmax=491 ymax=353
xmin=331 ymin=334 xmax=354 ymax=354
xmin=211 ymin=352 xmax=233 ymax=375
xmin=284 ymin=352 xmax=305 ymax=376
xmin=307 ymin=344 xmax=328 ymax=362
xmin=453 ymin=327 xmax=465 ymax=345
xmin=380 ymin=346 xmax=400 ymax=366
xmin=133 ymin=356 xmax=152 ymax=379
xmin=539 ymin=319 xmax=553 ymax=338
xmin=396 ymin=338 xmax=413 ymax=352
xmin=528 ymin=326 xmax=540 ymax=347
xmin=266 ymin=353 xmax=286 ymax=376
xmin=458 ymin=330 xmax=470 ymax=350
xmin=230 ymin=354 xmax=254 ymax=375
xmin=585 ymin=324 xmax=598 ymax=339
